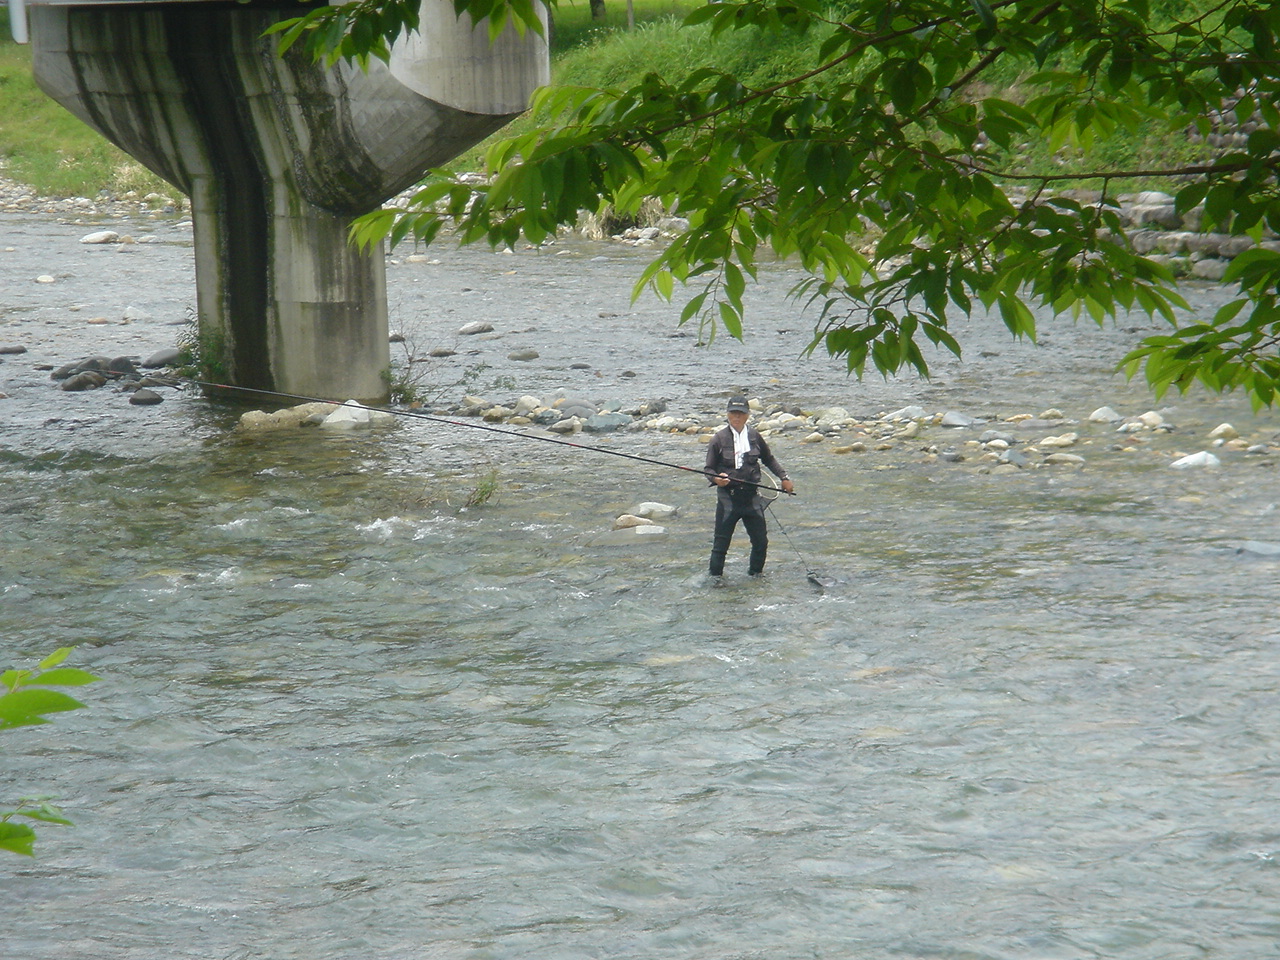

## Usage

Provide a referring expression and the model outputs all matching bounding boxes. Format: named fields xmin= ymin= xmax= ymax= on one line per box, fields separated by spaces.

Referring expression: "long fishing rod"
xmin=190 ymin=379 xmax=797 ymax=497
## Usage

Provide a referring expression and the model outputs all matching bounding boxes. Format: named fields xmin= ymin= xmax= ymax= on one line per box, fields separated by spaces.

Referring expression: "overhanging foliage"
xmin=278 ymin=0 xmax=1280 ymax=408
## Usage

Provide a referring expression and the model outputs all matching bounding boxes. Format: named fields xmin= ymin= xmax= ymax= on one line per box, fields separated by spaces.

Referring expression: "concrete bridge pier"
xmin=26 ymin=0 xmax=548 ymax=401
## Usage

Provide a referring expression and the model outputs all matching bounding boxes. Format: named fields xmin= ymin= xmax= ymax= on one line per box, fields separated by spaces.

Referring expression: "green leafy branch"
xmin=276 ymin=0 xmax=1280 ymax=404
xmin=2 ymin=647 xmax=100 ymax=857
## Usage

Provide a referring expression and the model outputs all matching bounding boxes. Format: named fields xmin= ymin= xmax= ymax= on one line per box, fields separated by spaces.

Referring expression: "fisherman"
xmin=704 ymin=396 xmax=794 ymax=577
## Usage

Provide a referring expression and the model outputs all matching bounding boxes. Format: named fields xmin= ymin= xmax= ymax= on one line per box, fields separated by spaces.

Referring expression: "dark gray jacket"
xmin=704 ymin=425 xmax=788 ymax=493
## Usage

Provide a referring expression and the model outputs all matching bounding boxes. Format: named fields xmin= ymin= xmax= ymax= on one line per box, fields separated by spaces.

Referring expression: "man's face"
xmin=727 ymin=410 xmax=749 ymax=430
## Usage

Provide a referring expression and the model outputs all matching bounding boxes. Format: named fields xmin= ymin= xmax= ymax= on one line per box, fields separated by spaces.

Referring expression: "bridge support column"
xmin=29 ymin=0 xmax=547 ymax=401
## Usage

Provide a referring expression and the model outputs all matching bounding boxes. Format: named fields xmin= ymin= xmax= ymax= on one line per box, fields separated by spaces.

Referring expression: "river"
xmin=3 ymin=207 xmax=1279 ymax=959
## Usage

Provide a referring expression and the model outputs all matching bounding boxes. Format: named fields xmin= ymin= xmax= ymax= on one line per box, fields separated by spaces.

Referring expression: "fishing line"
xmin=188 ymin=379 xmax=796 ymax=497
xmin=757 ymin=476 xmax=831 ymax=587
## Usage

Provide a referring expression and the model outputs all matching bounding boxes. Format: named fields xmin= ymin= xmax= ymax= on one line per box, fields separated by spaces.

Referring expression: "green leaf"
xmin=31 ymin=668 xmax=99 ymax=688
xmin=0 ymin=688 xmax=87 ymax=730
xmin=0 ymin=822 xmax=36 ymax=857
xmin=719 ymin=300 xmax=744 ymax=340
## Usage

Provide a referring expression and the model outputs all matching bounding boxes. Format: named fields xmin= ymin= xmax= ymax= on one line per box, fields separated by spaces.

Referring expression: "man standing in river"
xmin=704 ymin=396 xmax=795 ymax=578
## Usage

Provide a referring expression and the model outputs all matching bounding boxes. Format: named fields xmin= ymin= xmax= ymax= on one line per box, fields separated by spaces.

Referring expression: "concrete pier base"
xmin=29 ymin=1 xmax=547 ymax=401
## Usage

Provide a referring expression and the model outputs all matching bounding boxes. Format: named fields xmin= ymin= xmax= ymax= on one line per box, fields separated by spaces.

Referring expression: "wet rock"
xmin=596 ymin=524 xmax=668 ymax=545
xmin=801 ymin=432 xmax=825 ymax=443
xmin=1088 ymin=406 xmax=1122 ymax=422
xmin=631 ymin=501 xmax=679 ymax=520
xmin=458 ymin=321 xmax=493 ymax=335
xmin=547 ymin=417 xmax=581 ymax=434
xmin=1043 ymin=453 xmax=1086 ymax=466
xmin=1192 ymin=258 xmax=1230 ymax=281
xmin=428 ymin=347 xmax=456 ymax=358
xmin=833 ymin=442 xmax=867 ymax=454
xmin=1208 ymin=423 xmax=1238 ymax=440
xmin=940 ymin=411 xmax=982 ymax=427
xmin=1170 ymin=451 xmax=1220 ymax=469
xmin=35 ymin=275 xmax=55 ymax=284
xmin=884 ymin=405 xmax=926 ymax=421
xmin=0 ymin=344 xmax=27 ymax=355
xmin=979 ymin=429 xmax=1016 ymax=445
xmin=80 ymin=230 xmax=120 ymax=244
xmin=322 ymin=400 xmax=395 ymax=428
xmin=1038 ymin=408 xmax=1065 ymax=420
xmin=508 ymin=348 xmax=539 ymax=361
xmin=895 ymin=421 xmax=920 ymax=439
xmin=1138 ymin=411 xmax=1166 ymax=428
xmin=583 ymin=412 xmax=632 ymax=433
xmin=1039 ymin=433 xmax=1079 ymax=448
xmin=236 ymin=401 xmax=342 ymax=432
xmin=532 ymin=407 xmax=566 ymax=425
xmin=513 ymin=395 xmax=542 ymax=415
xmin=51 ymin=357 xmax=109 ymax=380
xmin=107 ymin=356 xmax=140 ymax=377
xmin=128 ymin=388 xmax=163 ymax=405
xmin=61 ymin=371 xmax=107 ymax=391
xmin=555 ymin=398 xmax=596 ymax=419
xmin=142 ymin=346 xmax=183 ymax=368
xmin=613 ymin=514 xmax=657 ymax=529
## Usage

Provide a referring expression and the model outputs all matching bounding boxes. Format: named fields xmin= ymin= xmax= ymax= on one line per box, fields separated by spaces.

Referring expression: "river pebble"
xmin=1170 ymin=450 xmax=1220 ymax=468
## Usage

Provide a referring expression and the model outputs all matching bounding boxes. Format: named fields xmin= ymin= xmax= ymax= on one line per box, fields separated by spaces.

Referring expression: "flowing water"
xmin=3 ymin=209 xmax=1280 ymax=959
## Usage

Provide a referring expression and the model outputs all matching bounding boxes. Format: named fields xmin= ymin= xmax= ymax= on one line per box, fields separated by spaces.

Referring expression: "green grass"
xmin=0 ymin=10 xmax=169 ymax=196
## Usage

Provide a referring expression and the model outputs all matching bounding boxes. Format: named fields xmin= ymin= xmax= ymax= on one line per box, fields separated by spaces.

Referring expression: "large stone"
xmin=1170 ymin=451 xmax=1220 ymax=469
xmin=142 ymin=346 xmax=183 ymax=368
xmin=630 ymin=501 xmax=679 ymax=520
xmin=583 ymin=412 xmax=632 ymax=433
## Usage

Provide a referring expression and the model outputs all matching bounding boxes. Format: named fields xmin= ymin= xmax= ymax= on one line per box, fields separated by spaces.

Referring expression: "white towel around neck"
xmin=730 ymin=423 xmax=751 ymax=470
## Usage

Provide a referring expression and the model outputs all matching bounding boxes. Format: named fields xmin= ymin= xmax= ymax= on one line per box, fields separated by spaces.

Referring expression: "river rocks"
xmin=583 ymin=412 xmax=632 ymax=433
xmin=0 ymin=344 xmax=28 ymax=355
xmin=322 ymin=400 xmax=396 ymax=428
xmin=61 ymin=371 xmax=108 ymax=391
xmin=630 ymin=501 xmax=679 ymax=520
xmin=458 ymin=321 xmax=493 ymax=335
xmin=555 ymin=398 xmax=597 ymax=419
xmin=236 ymin=401 xmax=342 ymax=432
xmin=507 ymin=348 xmax=539 ymax=361
xmin=1043 ymin=452 xmax=1086 ymax=466
xmin=128 ymin=388 xmax=164 ymax=405
xmin=1038 ymin=432 xmax=1079 ymax=448
xmin=940 ymin=411 xmax=983 ymax=427
xmin=1088 ymin=406 xmax=1122 ymax=422
xmin=1170 ymin=450 xmax=1220 ymax=469
xmin=613 ymin=514 xmax=657 ymax=529
xmin=80 ymin=230 xmax=120 ymax=244
xmin=142 ymin=346 xmax=183 ymax=368
xmin=1208 ymin=423 xmax=1239 ymax=440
